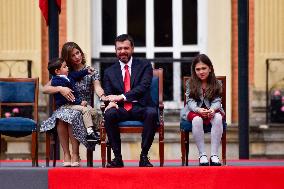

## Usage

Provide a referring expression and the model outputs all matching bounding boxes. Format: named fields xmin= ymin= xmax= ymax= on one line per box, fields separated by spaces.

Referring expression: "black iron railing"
xmin=92 ymin=57 xmax=194 ymax=64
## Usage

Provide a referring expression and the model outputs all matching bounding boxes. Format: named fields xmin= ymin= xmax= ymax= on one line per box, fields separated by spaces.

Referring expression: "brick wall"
xmin=231 ymin=0 xmax=254 ymax=123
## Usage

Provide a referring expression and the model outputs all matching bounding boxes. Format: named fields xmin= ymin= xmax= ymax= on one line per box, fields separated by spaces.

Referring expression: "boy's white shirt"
xmin=58 ymin=75 xmax=70 ymax=82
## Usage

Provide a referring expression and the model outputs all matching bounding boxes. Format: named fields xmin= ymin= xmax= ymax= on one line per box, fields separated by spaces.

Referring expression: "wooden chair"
xmin=100 ymin=68 xmax=164 ymax=167
xmin=0 ymin=78 xmax=39 ymax=166
xmin=180 ymin=76 xmax=227 ymax=166
xmin=45 ymin=99 xmax=57 ymax=167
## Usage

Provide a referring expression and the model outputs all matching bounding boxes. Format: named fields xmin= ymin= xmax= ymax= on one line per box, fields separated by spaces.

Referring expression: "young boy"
xmin=48 ymin=58 xmax=100 ymax=143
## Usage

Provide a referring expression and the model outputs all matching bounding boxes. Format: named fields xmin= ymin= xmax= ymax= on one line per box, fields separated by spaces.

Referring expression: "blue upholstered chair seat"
xmin=118 ymin=119 xmax=160 ymax=127
xmin=118 ymin=121 xmax=143 ymax=127
xmin=180 ymin=119 xmax=227 ymax=132
xmin=0 ymin=117 xmax=37 ymax=137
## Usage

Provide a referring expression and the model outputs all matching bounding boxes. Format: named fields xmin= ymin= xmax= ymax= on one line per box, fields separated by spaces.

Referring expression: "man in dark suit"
xmin=103 ymin=34 xmax=158 ymax=167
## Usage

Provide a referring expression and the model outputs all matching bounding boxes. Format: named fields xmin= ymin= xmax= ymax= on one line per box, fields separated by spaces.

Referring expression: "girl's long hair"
xmin=61 ymin=42 xmax=86 ymax=71
xmin=189 ymin=54 xmax=222 ymax=101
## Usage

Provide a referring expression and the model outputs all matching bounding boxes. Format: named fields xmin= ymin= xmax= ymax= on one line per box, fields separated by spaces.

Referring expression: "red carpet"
xmin=49 ymin=166 xmax=284 ymax=189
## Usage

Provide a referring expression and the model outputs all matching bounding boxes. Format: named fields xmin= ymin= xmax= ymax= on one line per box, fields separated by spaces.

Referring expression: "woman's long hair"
xmin=61 ymin=42 xmax=86 ymax=71
xmin=189 ymin=54 xmax=222 ymax=101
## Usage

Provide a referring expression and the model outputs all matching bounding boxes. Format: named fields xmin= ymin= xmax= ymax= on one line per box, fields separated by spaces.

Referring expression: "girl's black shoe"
xmin=210 ymin=155 xmax=222 ymax=166
xmin=199 ymin=155 xmax=209 ymax=166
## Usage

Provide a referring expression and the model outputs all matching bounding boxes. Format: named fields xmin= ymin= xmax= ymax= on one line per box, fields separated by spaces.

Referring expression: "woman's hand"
xmin=60 ymin=87 xmax=75 ymax=102
xmin=104 ymin=101 xmax=118 ymax=112
xmin=100 ymin=95 xmax=109 ymax=101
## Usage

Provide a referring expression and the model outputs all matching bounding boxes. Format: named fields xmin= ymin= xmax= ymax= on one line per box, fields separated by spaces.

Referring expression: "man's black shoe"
xmin=139 ymin=155 xmax=153 ymax=167
xmin=106 ymin=157 xmax=124 ymax=168
xmin=87 ymin=131 xmax=101 ymax=144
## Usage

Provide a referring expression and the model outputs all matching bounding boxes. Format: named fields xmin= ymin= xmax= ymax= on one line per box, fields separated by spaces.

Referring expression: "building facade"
xmin=1 ymin=0 xmax=284 ymax=160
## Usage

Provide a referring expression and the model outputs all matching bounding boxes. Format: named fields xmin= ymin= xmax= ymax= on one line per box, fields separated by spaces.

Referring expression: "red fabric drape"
xmin=39 ymin=0 xmax=61 ymax=25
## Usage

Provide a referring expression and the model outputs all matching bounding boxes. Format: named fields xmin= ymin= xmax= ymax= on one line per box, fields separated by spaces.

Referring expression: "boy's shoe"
xmin=87 ymin=131 xmax=101 ymax=144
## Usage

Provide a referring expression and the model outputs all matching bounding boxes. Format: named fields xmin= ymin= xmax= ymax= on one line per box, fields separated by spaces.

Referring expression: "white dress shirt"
xmin=119 ymin=57 xmax=133 ymax=101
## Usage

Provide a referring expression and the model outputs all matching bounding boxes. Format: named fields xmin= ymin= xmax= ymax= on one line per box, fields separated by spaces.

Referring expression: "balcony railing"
xmin=0 ymin=60 xmax=32 ymax=78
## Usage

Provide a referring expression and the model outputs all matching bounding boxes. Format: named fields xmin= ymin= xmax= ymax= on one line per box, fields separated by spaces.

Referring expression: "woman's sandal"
xmin=62 ymin=161 xmax=71 ymax=167
xmin=210 ymin=155 xmax=222 ymax=166
xmin=71 ymin=161 xmax=80 ymax=167
xmin=199 ymin=155 xmax=209 ymax=166
xmin=71 ymin=156 xmax=81 ymax=167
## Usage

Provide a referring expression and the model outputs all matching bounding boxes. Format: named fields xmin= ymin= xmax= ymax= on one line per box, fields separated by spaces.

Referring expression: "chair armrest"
xmin=159 ymin=103 xmax=164 ymax=111
xmin=158 ymin=103 xmax=164 ymax=127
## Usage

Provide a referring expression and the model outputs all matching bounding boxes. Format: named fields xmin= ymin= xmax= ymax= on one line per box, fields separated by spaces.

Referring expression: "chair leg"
xmin=180 ymin=130 xmax=185 ymax=166
xmin=53 ymin=132 xmax=58 ymax=167
xmin=36 ymin=132 xmax=39 ymax=167
xmin=107 ymin=141 xmax=111 ymax=164
xmin=100 ymin=127 xmax=106 ymax=167
xmin=222 ymin=131 xmax=226 ymax=165
xmin=159 ymin=128 xmax=164 ymax=167
xmin=31 ymin=131 xmax=37 ymax=167
xmin=87 ymin=149 xmax=93 ymax=167
xmin=46 ymin=132 xmax=50 ymax=167
xmin=185 ymin=131 xmax=189 ymax=166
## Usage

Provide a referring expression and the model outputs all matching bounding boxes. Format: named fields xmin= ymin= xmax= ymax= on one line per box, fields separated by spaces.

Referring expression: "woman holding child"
xmin=41 ymin=42 xmax=107 ymax=167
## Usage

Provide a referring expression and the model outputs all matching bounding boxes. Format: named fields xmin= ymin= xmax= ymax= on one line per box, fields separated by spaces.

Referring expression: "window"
xmin=154 ymin=0 xmax=173 ymax=46
xmin=183 ymin=0 xmax=197 ymax=44
xmin=154 ymin=53 xmax=173 ymax=101
xmin=127 ymin=0 xmax=146 ymax=46
xmin=180 ymin=52 xmax=199 ymax=100
xmin=92 ymin=0 xmax=206 ymax=109
xmin=102 ymin=0 xmax=117 ymax=45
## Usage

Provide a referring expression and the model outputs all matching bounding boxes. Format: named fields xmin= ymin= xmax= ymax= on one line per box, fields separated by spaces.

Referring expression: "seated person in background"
xmin=180 ymin=54 xmax=225 ymax=166
xmin=48 ymin=58 xmax=100 ymax=143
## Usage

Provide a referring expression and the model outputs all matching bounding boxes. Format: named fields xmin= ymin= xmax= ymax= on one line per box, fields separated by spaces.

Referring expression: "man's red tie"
xmin=124 ymin=65 xmax=132 ymax=111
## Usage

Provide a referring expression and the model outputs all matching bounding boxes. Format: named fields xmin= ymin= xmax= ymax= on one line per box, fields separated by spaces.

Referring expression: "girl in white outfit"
xmin=180 ymin=54 xmax=225 ymax=166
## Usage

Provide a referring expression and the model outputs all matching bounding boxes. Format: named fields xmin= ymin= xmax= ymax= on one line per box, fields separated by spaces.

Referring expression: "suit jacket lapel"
xmin=114 ymin=62 xmax=124 ymax=90
xmin=130 ymin=59 xmax=138 ymax=87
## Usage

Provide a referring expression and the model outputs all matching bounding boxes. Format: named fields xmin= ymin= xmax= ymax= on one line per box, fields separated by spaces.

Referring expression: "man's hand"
xmin=60 ymin=87 xmax=75 ymax=102
xmin=107 ymin=95 xmax=124 ymax=102
xmin=81 ymin=100 xmax=88 ymax=106
xmin=104 ymin=101 xmax=119 ymax=112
